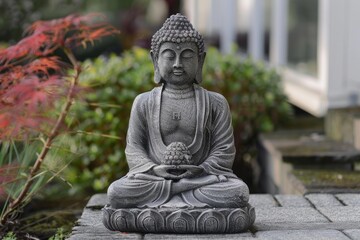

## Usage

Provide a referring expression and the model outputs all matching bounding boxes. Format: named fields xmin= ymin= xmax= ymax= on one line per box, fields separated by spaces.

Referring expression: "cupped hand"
xmin=153 ymin=165 xmax=204 ymax=180
xmin=217 ymin=175 xmax=227 ymax=182
xmin=175 ymin=165 xmax=203 ymax=178
xmin=153 ymin=165 xmax=180 ymax=180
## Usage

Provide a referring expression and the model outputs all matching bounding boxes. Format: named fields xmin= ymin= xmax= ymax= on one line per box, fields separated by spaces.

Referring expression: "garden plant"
xmin=0 ymin=13 xmax=118 ymax=238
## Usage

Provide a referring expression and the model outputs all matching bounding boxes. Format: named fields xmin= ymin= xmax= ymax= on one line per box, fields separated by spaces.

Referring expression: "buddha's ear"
xmin=195 ymin=52 xmax=206 ymax=84
xmin=150 ymin=51 xmax=162 ymax=84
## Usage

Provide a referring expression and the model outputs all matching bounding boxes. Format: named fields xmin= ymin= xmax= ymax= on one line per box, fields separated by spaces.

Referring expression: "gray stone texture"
xmin=274 ymin=195 xmax=311 ymax=207
xmin=86 ymin=193 xmax=108 ymax=208
xmin=262 ymin=130 xmax=360 ymax=165
xmin=305 ymin=193 xmax=343 ymax=207
xmin=254 ymin=207 xmax=328 ymax=224
xmin=259 ymin=130 xmax=360 ymax=195
xmin=336 ymin=194 xmax=360 ymax=206
xmin=144 ymin=233 xmax=254 ymax=240
xmin=68 ymin=208 xmax=142 ymax=240
xmin=317 ymin=207 xmax=360 ymax=222
xmin=256 ymin=230 xmax=350 ymax=240
xmin=343 ymin=229 xmax=360 ymax=240
xmin=102 ymin=205 xmax=255 ymax=234
xmin=249 ymin=194 xmax=278 ymax=208
xmin=254 ymin=222 xmax=360 ymax=232
xmin=69 ymin=194 xmax=360 ymax=239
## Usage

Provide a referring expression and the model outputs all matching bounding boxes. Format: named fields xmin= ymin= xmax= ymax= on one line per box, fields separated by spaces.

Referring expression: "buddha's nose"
xmin=173 ymin=56 xmax=183 ymax=68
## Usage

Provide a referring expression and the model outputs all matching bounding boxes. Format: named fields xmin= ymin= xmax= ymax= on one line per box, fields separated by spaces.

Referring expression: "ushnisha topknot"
xmin=151 ymin=13 xmax=204 ymax=58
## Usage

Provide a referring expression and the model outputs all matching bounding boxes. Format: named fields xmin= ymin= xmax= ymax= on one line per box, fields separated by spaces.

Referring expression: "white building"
xmin=183 ymin=0 xmax=360 ymax=118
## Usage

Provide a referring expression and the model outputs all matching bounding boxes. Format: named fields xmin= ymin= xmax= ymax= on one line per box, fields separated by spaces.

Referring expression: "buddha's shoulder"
xmin=205 ymin=89 xmax=229 ymax=109
xmin=133 ymin=87 xmax=162 ymax=107
xmin=133 ymin=92 xmax=150 ymax=105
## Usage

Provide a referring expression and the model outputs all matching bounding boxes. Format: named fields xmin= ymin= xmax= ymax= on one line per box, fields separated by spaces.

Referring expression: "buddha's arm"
xmin=171 ymin=175 xmax=224 ymax=195
xmin=199 ymin=93 xmax=236 ymax=178
xmin=151 ymin=164 xmax=226 ymax=195
xmin=125 ymin=94 xmax=156 ymax=173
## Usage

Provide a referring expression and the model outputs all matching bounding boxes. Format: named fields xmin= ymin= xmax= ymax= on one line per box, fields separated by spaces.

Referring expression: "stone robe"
xmin=108 ymin=84 xmax=249 ymax=209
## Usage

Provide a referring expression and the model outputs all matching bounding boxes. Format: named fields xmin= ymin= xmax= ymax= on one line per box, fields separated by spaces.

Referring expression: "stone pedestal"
xmin=102 ymin=204 xmax=255 ymax=234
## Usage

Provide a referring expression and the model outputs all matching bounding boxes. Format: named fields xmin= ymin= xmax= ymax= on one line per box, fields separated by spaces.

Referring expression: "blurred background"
xmin=1 ymin=0 xmax=360 ymax=238
xmin=2 ymin=0 xmax=359 ymax=117
xmin=0 ymin=0 xmax=360 ymax=200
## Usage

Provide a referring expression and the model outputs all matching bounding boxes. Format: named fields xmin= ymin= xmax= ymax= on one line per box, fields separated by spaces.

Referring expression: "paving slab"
xmin=317 ymin=206 xmax=360 ymax=222
xmin=343 ymin=229 xmax=360 ymax=240
xmin=336 ymin=194 xmax=360 ymax=206
xmin=68 ymin=208 xmax=142 ymax=240
xmin=274 ymin=195 xmax=311 ymax=207
xmin=255 ymin=207 xmax=328 ymax=224
xmin=305 ymin=194 xmax=343 ymax=207
xmin=69 ymin=194 xmax=360 ymax=239
xmin=249 ymin=194 xmax=278 ymax=208
xmin=256 ymin=230 xmax=350 ymax=240
xmin=144 ymin=233 xmax=255 ymax=240
xmin=254 ymin=222 xmax=360 ymax=232
xmin=69 ymin=232 xmax=142 ymax=240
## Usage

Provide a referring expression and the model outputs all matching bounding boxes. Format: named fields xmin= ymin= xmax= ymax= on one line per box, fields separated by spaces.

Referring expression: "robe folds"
xmin=108 ymin=84 xmax=249 ymax=209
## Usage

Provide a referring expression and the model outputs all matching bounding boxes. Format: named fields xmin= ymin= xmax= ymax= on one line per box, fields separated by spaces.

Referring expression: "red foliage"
xmin=0 ymin=13 xmax=119 ymax=139
xmin=0 ymin=13 xmax=118 ymax=65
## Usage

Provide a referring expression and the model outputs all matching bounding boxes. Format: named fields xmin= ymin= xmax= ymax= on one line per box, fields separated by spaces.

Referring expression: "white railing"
xmin=183 ymin=0 xmax=360 ymax=116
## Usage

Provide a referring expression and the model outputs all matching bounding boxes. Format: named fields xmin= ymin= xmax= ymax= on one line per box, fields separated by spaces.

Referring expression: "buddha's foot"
xmin=102 ymin=204 xmax=255 ymax=233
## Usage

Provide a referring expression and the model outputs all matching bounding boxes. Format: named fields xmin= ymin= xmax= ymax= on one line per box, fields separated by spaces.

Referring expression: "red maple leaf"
xmin=26 ymin=57 xmax=65 ymax=76
xmin=0 ymin=113 xmax=11 ymax=129
xmin=1 ymin=75 xmax=65 ymax=111
xmin=0 ymin=13 xmax=119 ymax=140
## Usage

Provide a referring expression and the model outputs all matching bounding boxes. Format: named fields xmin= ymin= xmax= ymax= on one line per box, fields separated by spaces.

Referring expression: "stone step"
xmin=258 ymin=130 xmax=360 ymax=194
xmin=293 ymin=169 xmax=360 ymax=193
xmin=260 ymin=130 xmax=360 ymax=166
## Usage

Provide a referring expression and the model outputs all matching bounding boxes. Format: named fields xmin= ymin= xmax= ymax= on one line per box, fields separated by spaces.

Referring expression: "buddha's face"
xmin=157 ymin=42 xmax=199 ymax=87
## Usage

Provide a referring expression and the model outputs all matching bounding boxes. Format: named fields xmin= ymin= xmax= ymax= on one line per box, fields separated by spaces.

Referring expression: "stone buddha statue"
xmin=103 ymin=13 xmax=255 ymax=234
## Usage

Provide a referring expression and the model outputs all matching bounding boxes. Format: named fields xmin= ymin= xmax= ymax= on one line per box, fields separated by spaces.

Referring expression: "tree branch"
xmin=0 ymin=48 xmax=81 ymax=225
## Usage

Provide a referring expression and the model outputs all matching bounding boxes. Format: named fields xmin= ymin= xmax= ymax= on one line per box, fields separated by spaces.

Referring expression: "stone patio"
xmin=68 ymin=193 xmax=360 ymax=240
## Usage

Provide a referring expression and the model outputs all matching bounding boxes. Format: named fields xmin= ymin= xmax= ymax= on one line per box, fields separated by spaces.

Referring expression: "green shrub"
xmin=49 ymin=228 xmax=66 ymax=240
xmin=203 ymin=48 xmax=292 ymax=184
xmin=204 ymin=48 xmax=291 ymax=133
xmin=66 ymin=48 xmax=155 ymax=193
xmin=67 ymin=47 xmax=292 ymax=193
xmin=2 ymin=232 xmax=17 ymax=240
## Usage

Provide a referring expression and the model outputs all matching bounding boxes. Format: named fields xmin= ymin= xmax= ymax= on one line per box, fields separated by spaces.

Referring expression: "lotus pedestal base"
xmin=102 ymin=204 xmax=255 ymax=234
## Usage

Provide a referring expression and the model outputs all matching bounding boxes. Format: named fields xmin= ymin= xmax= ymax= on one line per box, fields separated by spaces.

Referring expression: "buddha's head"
xmin=151 ymin=13 xmax=206 ymax=86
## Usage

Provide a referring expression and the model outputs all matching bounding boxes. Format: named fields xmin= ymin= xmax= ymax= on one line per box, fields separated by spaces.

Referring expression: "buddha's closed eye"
xmin=162 ymin=50 xmax=175 ymax=59
xmin=182 ymin=50 xmax=194 ymax=58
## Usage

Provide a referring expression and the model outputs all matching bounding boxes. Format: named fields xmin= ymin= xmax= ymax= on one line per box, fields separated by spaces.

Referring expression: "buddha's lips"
xmin=173 ymin=70 xmax=184 ymax=76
